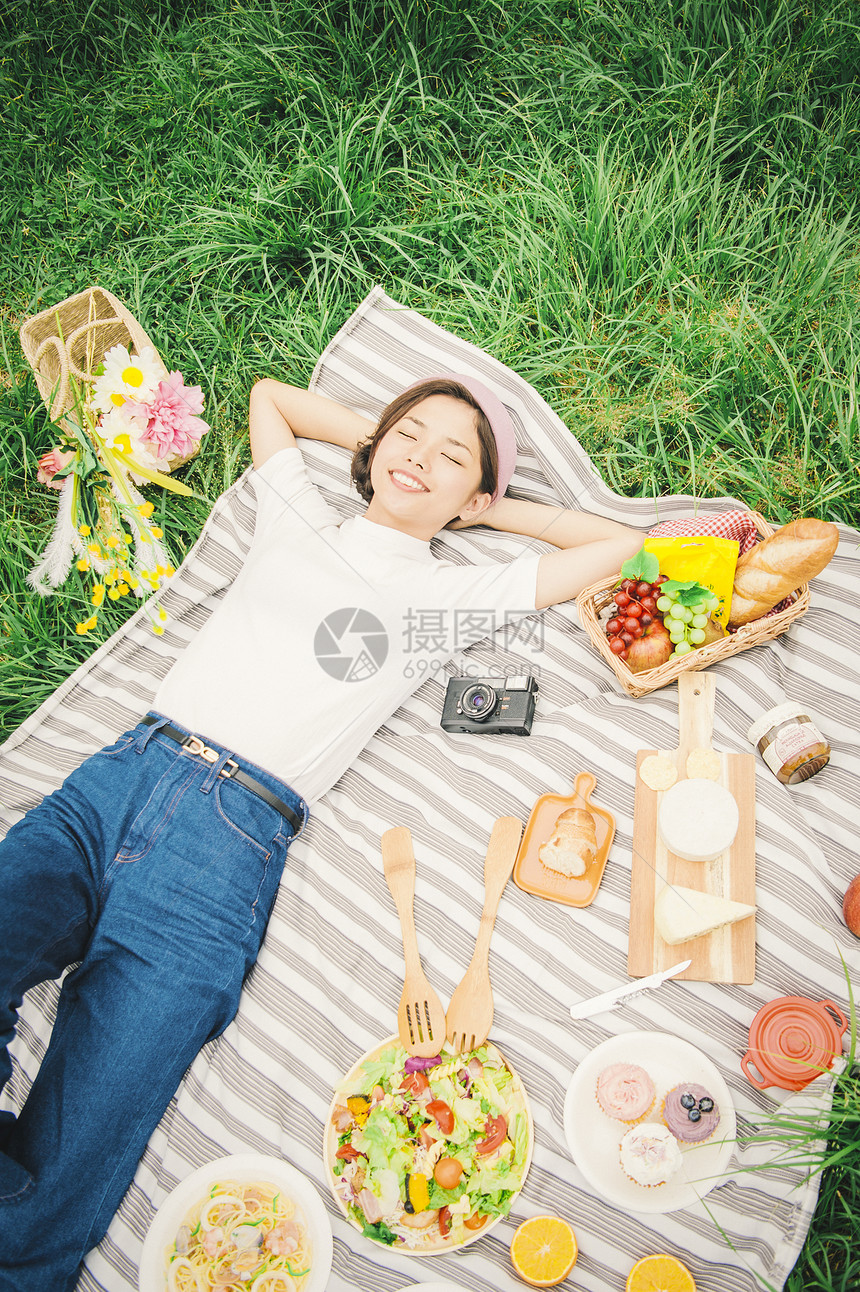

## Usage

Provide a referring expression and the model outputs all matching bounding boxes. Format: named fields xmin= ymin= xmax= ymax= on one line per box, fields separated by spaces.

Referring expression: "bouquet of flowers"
xmin=30 ymin=342 xmax=209 ymax=635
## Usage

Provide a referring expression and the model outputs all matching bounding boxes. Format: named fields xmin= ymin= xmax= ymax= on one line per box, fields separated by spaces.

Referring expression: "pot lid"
xmin=747 ymin=996 xmax=846 ymax=1090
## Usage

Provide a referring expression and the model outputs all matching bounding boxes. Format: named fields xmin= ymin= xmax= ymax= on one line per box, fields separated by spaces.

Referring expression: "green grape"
xmin=667 ymin=604 xmax=686 ymax=622
xmin=656 ymin=596 xmax=673 ymax=612
xmin=690 ymin=601 xmax=707 ymax=614
xmin=691 ymin=614 xmax=708 ymax=629
xmin=689 ymin=628 xmax=706 ymax=644
xmin=669 ymin=625 xmax=687 ymax=643
xmin=707 ymin=596 xmax=720 ymax=612
xmin=678 ymin=606 xmax=694 ymax=624
xmin=674 ymin=640 xmax=693 ymax=655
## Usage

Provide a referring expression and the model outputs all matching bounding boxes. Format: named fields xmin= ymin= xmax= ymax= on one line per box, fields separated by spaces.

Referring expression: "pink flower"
xmin=37 ymin=447 xmax=76 ymax=490
xmin=126 ymin=372 xmax=209 ymax=462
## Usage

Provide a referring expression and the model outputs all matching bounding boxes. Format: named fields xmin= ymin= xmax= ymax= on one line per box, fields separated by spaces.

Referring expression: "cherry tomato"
xmin=426 ymin=1100 xmax=455 ymax=1135
xmin=438 ymin=1205 xmax=452 ymax=1238
xmin=433 ymin=1157 xmax=464 ymax=1189
xmin=464 ymin=1212 xmax=489 ymax=1231
xmin=335 ymin=1144 xmax=361 ymax=1160
xmin=476 ymin=1113 xmax=507 ymax=1155
xmin=419 ymin=1123 xmax=438 ymax=1149
xmin=400 ymin=1070 xmax=429 ymax=1096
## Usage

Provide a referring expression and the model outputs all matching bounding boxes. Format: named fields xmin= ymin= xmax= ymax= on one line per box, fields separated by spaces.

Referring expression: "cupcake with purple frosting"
xmin=595 ymin=1063 xmax=656 ymax=1124
xmin=662 ymin=1082 xmax=720 ymax=1143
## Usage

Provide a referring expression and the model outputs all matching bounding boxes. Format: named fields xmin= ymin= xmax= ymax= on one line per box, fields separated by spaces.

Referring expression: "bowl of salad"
xmin=325 ymin=1035 xmax=533 ymax=1254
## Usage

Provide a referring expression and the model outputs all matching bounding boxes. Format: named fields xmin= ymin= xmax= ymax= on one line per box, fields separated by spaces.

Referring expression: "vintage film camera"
xmin=440 ymin=674 xmax=538 ymax=736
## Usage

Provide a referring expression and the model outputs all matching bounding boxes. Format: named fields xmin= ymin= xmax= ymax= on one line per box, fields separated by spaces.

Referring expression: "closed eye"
xmin=443 ymin=454 xmax=465 ymax=466
xmin=398 ymin=430 xmax=417 ymax=441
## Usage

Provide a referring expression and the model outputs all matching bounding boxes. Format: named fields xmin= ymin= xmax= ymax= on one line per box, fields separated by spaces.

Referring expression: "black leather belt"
xmin=141 ymin=716 xmax=303 ymax=836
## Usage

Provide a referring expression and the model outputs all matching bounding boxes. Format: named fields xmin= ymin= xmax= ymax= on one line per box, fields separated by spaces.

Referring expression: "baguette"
xmin=728 ymin=518 xmax=838 ymax=627
xmin=539 ymin=807 xmax=597 ymax=877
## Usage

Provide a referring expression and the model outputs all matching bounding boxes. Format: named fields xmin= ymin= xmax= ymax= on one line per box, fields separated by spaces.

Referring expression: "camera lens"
xmin=459 ymin=682 xmax=496 ymax=721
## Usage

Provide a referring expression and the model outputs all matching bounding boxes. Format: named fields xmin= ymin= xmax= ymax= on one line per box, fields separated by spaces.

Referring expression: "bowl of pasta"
xmin=138 ymin=1153 xmax=333 ymax=1291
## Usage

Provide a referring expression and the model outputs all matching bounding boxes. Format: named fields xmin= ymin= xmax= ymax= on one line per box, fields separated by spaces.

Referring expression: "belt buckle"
xmin=220 ymin=758 xmax=239 ymax=779
xmin=183 ymin=734 xmax=219 ymax=764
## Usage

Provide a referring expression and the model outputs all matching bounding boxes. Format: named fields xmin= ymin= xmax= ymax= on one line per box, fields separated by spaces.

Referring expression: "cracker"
xmin=686 ymin=747 xmax=723 ymax=781
xmin=639 ymin=754 xmax=678 ymax=791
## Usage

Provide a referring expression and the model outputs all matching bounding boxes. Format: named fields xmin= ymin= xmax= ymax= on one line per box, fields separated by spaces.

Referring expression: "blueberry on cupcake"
xmin=662 ymin=1082 xmax=720 ymax=1144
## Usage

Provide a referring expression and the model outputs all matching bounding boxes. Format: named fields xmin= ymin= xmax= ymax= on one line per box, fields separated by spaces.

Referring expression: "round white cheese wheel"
xmin=657 ymin=777 xmax=739 ymax=861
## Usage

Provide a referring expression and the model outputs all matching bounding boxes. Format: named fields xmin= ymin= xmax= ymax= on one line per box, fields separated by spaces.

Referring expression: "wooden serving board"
xmin=628 ymin=672 xmax=756 ymax=984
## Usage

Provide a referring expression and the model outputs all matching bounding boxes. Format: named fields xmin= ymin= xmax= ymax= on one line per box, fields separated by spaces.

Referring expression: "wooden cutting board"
xmin=628 ymin=672 xmax=756 ymax=984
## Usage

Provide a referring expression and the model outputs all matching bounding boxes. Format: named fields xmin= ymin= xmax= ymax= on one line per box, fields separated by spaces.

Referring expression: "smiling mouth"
xmin=390 ymin=470 xmax=428 ymax=493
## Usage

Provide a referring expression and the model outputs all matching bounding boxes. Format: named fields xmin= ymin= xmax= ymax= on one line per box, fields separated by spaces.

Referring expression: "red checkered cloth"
xmin=647 ymin=508 xmax=791 ymax=623
xmin=648 ymin=507 xmax=760 ymax=554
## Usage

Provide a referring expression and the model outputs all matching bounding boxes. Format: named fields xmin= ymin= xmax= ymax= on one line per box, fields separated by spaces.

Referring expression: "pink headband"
xmin=404 ymin=373 xmax=518 ymax=501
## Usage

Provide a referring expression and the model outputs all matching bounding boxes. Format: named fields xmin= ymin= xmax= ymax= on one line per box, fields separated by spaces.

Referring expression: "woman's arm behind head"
xmin=248 ymin=379 xmax=374 ymax=469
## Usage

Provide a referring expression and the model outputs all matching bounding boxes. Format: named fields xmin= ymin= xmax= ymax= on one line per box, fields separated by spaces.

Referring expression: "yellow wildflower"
xmin=157 ymin=608 xmax=168 ymax=622
xmin=108 ymin=587 xmax=121 ymax=600
xmin=79 ymin=524 xmax=91 ymax=537
xmin=165 ymin=565 xmax=175 ymax=577
xmin=76 ymin=558 xmax=90 ymax=572
xmin=152 ymin=624 xmax=165 ymax=636
xmin=118 ymin=583 xmax=130 ymax=596
xmin=87 ymin=544 xmax=101 ymax=555
xmin=124 ymin=534 xmax=133 ymax=545
xmin=139 ymin=502 xmax=155 ymax=518
xmin=106 ymin=535 xmax=120 ymax=549
xmin=126 ymin=575 xmax=140 ymax=590
xmin=150 ymin=526 xmax=163 ymax=539
xmin=91 ymin=584 xmax=105 ymax=607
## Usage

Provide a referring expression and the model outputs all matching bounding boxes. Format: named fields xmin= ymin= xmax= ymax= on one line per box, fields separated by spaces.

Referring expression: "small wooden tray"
xmin=628 ymin=673 xmax=757 ymax=983
xmin=513 ymin=772 xmax=616 ymax=908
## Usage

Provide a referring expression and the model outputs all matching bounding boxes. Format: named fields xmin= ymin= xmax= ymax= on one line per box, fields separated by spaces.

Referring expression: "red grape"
xmin=620 ymin=631 xmax=634 ymax=646
xmin=640 ymin=596 xmax=657 ymax=612
xmin=624 ymin=616 xmax=641 ymax=633
xmin=640 ymin=613 xmax=653 ymax=628
xmin=636 ymin=582 xmax=651 ymax=598
xmin=609 ymin=637 xmax=626 ymax=655
xmin=625 ymin=602 xmax=643 ymax=618
xmin=606 ymin=617 xmax=622 ymax=634
xmin=614 ymin=591 xmax=631 ymax=608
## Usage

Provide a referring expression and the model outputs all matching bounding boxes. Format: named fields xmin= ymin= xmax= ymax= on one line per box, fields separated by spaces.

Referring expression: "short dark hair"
xmin=350 ymin=378 xmax=499 ymax=505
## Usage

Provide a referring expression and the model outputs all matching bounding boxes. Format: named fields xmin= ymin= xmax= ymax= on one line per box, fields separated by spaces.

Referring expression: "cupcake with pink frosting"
xmin=595 ymin=1063 xmax=656 ymax=1124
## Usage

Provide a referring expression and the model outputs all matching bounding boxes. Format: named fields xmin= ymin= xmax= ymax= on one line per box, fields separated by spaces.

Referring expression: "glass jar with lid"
xmin=747 ymin=702 xmax=830 ymax=785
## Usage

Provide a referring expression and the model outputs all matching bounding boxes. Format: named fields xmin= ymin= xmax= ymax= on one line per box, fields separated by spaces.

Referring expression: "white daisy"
xmin=91 ymin=345 xmax=166 ymax=415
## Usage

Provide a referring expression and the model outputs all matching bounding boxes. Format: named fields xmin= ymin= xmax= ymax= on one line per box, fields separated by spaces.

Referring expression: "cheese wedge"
xmin=654 ymin=884 xmax=756 ymax=945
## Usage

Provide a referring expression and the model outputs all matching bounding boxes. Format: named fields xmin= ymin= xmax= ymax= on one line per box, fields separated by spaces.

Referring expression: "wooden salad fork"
xmin=446 ymin=816 xmax=523 ymax=1053
xmin=381 ymin=826 xmax=447 ymax=1058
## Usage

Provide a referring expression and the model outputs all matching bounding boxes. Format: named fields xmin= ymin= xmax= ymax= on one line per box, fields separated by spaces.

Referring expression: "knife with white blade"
xmin=569 ymin=960 xmax=692 ymax=1020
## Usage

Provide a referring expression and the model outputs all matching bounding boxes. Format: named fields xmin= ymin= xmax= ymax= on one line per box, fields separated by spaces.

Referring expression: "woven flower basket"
xmin=19 ymin=286 xmax=156 ymax=422
xmin=19 ymin=286 xmax=199 ymax=472
xmin=575 ymin=512 xmax=810 ymax=698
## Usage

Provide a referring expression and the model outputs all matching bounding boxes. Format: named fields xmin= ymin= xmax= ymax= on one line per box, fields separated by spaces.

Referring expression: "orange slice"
xmin=510 ymin=1215 xmax=578 ymax=1287
xmin=626 ymin=1253 xmax=696 ymax=1292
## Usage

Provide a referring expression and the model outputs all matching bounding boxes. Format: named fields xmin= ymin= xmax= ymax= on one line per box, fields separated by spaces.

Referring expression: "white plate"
xmin=563 ymin=1031 xmax=736 ymax=1214
xmin=139 ymin=1153 xmax=333 ymax=1291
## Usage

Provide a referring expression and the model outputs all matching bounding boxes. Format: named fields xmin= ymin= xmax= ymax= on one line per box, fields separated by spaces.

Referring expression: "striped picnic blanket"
xmin=2 ymin=285 xmax=858 ymax=1292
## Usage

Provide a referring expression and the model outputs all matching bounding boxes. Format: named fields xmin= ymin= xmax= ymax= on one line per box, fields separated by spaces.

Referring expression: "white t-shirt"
xmin=155 ymin=448 xmax=541 ymax=802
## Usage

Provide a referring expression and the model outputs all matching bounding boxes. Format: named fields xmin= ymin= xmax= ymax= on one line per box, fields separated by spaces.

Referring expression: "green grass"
xmin=1 ymin=0 xmax=859 ymax=1284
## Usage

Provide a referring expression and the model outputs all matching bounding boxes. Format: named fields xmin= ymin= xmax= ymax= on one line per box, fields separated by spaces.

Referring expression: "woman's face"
xmin=364 ymin=394 xmax=492 ymax=539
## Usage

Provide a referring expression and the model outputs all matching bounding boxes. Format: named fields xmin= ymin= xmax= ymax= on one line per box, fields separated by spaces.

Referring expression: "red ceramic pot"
xmin=741 ymin=995 xmax=849 ymax=1091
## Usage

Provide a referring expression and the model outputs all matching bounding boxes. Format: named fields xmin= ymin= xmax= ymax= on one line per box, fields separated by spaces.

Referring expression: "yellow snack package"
xmin=644 ymin=535 xmax=739 ymax=627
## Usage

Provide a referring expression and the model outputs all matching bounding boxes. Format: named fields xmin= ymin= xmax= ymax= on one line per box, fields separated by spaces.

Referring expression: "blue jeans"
xmin=0 ymin=714 xmax=306 ymax=1292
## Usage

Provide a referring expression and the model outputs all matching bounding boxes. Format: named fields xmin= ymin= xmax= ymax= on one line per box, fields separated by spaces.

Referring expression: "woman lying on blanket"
xmin=0 ymin=374 xmax=640 ymax=1292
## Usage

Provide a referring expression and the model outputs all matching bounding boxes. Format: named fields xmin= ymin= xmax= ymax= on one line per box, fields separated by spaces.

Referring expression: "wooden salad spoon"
xmin=381 ymin=826 xmax=447 ymax=1057
xmin=446 ymin=816 xmax=523 ymax=1053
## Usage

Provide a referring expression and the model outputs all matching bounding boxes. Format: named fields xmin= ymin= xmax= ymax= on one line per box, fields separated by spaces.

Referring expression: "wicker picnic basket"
xmin=575 ymin=512 xmax=810 ymax=698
